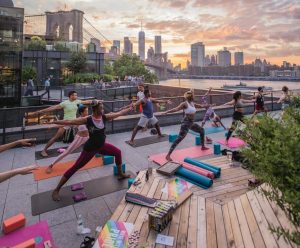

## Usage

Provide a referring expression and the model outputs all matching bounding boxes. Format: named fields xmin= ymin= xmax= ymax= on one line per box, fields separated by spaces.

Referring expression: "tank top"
xmin=256 ymin=94 xmax=264 ymax=106
xmin=184 ymin=101 xmax=196 ymax=114
xmin=234 ymin=100 xmax=243 ymax=111
xmin=142 ymin=99 xmax=154 ymax=118
xmin=83 ymin=115 xmax=106 ymax=151
xmin=78 ymin=124 xmax=88 ymax=132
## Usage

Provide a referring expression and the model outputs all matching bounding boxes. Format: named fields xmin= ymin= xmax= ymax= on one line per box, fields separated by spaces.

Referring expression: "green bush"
xmin=22 ymin=66 xmax=37 ymax=82
xmin=63 ymin=73 xmax=100 ymax=84
xmin=240 ymin=95 xmax=300 ymax=245
xmin=26 ymin=36 xmax=46 ymax=51
xmin=67 ymin=51 xmax=87 ymax=74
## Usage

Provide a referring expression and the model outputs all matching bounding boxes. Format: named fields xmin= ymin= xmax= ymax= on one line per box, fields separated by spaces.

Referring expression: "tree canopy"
xmin=67 ymin=51 xmax=87 ymax=74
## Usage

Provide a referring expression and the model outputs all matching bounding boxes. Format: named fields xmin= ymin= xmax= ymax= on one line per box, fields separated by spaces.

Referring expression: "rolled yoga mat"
xmin=175 ymin=167 xmax=213 ymax=189
xmin=182 ymin=162 xmax=215 ymax=179
xmin=184 ymin=157 xmax=221 ymax=178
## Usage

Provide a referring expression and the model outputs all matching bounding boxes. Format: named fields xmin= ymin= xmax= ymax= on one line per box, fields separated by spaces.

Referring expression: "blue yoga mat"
xmin=189 ymin=126 xmax=225 ymax=136
xmin=175 ymin=167 xmax=213 ymax=189
xmin=184 ymin=157 xmax=221 ymax=178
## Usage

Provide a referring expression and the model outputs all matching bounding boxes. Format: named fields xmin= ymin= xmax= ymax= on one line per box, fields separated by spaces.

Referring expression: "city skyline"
xmin=16 ymin=0 xmax=300 ymax=67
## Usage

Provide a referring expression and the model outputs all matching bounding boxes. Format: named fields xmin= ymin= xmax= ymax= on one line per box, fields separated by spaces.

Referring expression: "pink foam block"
xmin=149 ymin=146 xmax=213 ymax=166
xmin=217 ymin=137 xmax=246 ymax=149
xmin=182 ymin=162 xmax=215 ymax=179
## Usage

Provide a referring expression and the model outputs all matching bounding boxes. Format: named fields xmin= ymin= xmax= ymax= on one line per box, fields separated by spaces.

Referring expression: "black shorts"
xmin=233 ymin=111 xmax=244 ymax=121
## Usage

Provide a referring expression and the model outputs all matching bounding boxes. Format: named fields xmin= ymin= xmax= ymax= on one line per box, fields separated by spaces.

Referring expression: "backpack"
xmin=63 ymin=127 xmax=75 ymax=143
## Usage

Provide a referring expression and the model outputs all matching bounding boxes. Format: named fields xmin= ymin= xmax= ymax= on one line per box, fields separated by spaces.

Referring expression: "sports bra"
xmin=234 ymin=100 xmax=243 ymax=111
xmin=184 ymin=101 xmax=196 ymax=114
xmin=78 ymin=124 xmax=88 ymax=132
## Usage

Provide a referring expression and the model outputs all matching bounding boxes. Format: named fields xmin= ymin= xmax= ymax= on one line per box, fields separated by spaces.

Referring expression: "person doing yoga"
xmin=46 ymin=105 xmax=89 ymax=174
xmin=251 ymin=86 xmax=270 ymax=118
xmin=223 ymin=91 xmax=254 ymax=144
xmin=51 ymin=100 xmax=132 ymax=201
xmin=162 ymin=90 xmax=209 ymax=162
xmin=129 ymin=89 xmax=171 ymax=145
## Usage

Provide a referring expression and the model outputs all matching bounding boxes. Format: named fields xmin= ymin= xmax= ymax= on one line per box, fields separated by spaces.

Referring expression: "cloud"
xmin=148 ymin=0 xmax=188 ymax=9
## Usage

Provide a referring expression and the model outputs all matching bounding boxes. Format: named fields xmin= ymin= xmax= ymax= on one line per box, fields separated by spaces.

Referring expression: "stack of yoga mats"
xmin=181 ymin=162 xmax=215 ymax=179
xmin=184 ymin=157 xmax=221 ymax=178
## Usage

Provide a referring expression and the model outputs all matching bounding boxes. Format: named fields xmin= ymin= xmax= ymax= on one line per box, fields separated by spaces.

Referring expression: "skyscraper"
xmin=217 ymin=47 xmax=231 ymax=67
xmin=147 ymin=47 xmax=155 ymax=62
xmin=138 ymin=30 xmax=145 ymax=60
xmin=191 ymin=42 xmax=205 ymax=67
xmin=124 ymin=37 xmax=133 ymax=55
xmin=154 ymin=35 xmax=162 ymax=54
xmin=234 ymin=52 xmax=244 ymax=65
xmin=211 ymin=55 xmax=216 ymax=65
xmin=113 ymin=40 xmax=120 ymax=55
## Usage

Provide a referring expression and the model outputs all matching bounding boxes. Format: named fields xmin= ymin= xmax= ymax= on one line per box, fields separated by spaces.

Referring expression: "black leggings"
xmin=168 ymin=117 xmax=205 ymax=155
xmin=226 ymin=111 xmax=244 ymax=140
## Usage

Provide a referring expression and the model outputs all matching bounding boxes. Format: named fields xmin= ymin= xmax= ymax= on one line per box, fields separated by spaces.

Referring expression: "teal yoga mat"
xmin=175 ymin=167 xmax=213 ymax=189
xmin=189 ymin=126 xmax=225 ymax=136
xmin=184 ymin=157 xmax=221 ymax=178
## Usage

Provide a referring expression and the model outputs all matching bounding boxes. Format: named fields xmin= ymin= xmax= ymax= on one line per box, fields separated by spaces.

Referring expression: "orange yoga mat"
xmin=33 ymin=157 xmax=103 ymax=181
xmin=149 ymin=146 xmax=213 ymax=166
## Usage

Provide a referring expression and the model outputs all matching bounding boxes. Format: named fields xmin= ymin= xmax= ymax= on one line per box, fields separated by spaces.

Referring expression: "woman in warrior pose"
xmin=222 ymin=91 xmax=254 ymax=144
xmin=162 ymin=90 xmax=209 ymax=161
xmin=46 ymin=105 xmax=89 ymax=174
xmin=277 ymin=86 xmax=291 ymax=111
xmin=51 ymin=101 xmax=132 ymax=201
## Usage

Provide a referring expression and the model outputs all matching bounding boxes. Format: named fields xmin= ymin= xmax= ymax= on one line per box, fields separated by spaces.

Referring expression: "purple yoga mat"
xmin=0 ymin=221 xmax=55 ymax=248
xmin=217 ymin=137 xmax=246 ymax=148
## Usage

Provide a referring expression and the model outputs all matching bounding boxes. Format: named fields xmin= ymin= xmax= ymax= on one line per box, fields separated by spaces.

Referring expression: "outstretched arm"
xmin=204 ymin=87 xmax=213 ymax=96
xmin=0 ymin=165 xmax=38 ymax=183
xmin=194 ymin=103 xmax=209 ymax=108
xmin=105 ymin=107 xmax=133 ymax=121
xmin=52 ymin=117 xmax=87 ymax=126
xmin=151 ymin=98 xmax=172 ymax=104
xmin=162 ymin=102 xmax=186 ymax=114
xmin=30 ymin=105 xmax=62 ymax=117
xmin=81 ymin=99 xmax=102 ymax=105
xmin=0 ymin=138 xmax=36 ymax=153
xmin=221 ymin=99 xmax=235 ymax=106
xmin=242 ymin=99 xmax=255 ymax=103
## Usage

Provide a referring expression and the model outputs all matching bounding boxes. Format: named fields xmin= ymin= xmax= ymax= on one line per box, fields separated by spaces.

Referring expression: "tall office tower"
xmin=113 ymin=40 xmax=120 ymax=54
xmin=124 ymin=37 xmax=133 ymax=55
xmin=154 ymin=35 xmax=162 ymax=54
xmin=217 ymin=47 xmax=231 ymax=67
xmin=234 ymin=51 xmax=244 ymax=65
xmin=138 ymin=22 xmax=145 ymax=60
xmin=191 ymin=42 xmax=205 ymax=67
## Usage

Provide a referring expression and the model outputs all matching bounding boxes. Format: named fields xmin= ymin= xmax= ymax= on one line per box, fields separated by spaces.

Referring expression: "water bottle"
xmin=77 ymin=214 xmax=84 ymax=234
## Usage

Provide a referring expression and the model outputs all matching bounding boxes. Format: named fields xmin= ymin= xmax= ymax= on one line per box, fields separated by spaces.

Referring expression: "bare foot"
xmin=158 ymin=134 xmax=164 ymax=138
xmin=225 ymin=140 xmax=229 ymax=145
xmin=52 ymin=190 xmax=61 ymax=201
xmin=40 ymin=150 xmax=48 ymax=157
xmin=201 ymin=146 xmax=209 ymax=150
xmin=165 ymin=155 xmax=172 ymax=161
xmin=46 ymin=166 xmax=53 ymax=174
xmin=128 ymin=140 xmax=135 ymax=146
xmin=118 ymin=173 xmax=131 ymax=180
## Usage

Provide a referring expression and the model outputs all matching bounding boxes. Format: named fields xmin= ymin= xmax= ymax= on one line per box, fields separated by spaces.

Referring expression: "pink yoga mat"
xmin=0 ymin=221 xmax=55 ymax=248
xmin=149 ymin=146 xmax=212 ymax=166
xmin=182 ymin=162 xmax=215 ymax=179
xmin=217 ymin=137 xmax=246 ymax=148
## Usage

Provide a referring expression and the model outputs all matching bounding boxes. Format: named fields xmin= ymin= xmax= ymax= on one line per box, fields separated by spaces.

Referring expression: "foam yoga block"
xmin=182 ymin=162 xmax=214 ymax=179
xmin=214 ymin=144 xmax=221 ymax=155
xmin=12 ymin=239 xmax=35 ymax=248
xmin=2 ymin=213 xmax=26 ymax=234
xmin=169 ymin=133 xmax=178 ymax=143
xmin=113 ymin=164 xmax=126 ymax=175
xmin=128 ymin=178 xmax=135 ymax=188
xmin=195 ymin=136 xmax=201 ymax=146
xmin=184 ymin=157 xmax=221 ymax=178
xmin=103 ymin=155 xmax=114 ymax=165
xmin=175 ymin=167 xmax=213 ymax=189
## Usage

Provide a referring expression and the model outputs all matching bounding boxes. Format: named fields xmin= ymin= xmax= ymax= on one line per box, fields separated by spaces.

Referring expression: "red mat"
xmin=149 ymin=146 xmax=213 ymax=166
xmin=182 ymin=162 xmax=215 ymax=179
xmin=217 ymin=137 xmax=246 ymax=148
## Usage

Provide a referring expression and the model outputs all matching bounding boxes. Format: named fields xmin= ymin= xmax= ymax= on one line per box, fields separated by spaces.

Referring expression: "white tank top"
xmin=184 ymin=101 xmax=196 ymax=114
xmin=78 ymin=124 xmax=88 ymax=132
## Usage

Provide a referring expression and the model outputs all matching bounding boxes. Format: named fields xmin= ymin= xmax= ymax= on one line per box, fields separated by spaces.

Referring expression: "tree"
xmin=240 ymin=96 xmax=300 ymax=246
xmin=27 ymin=36 xmax=46 ymax=51
xmin=67 ymin=51 xmax=87 ymax=74
xmin=22 ymin=66 xmax=37 ymax=82
xmin=104 ymin=61 xmax=114 ymax=75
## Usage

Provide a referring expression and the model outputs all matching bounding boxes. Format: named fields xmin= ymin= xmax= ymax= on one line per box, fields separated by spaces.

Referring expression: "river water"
xmin=160 ymin=79 xmax=300 ymax=91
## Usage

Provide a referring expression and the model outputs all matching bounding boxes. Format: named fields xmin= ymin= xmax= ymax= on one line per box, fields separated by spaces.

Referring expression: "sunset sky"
xmin=16 ymin=0 xmax=300 ymax=67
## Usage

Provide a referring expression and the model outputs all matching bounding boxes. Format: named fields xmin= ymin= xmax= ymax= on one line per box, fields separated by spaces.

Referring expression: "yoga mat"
xmin=182 ymin=162 xmax=215 ymax=179
xmin=175 ymin=167 xmax=213 ymax=189
xmin=189 ymin=126 xmax=225 ymax=136
xmin=35 ymin=146 xmax=82 ymax=160
xmin=31 ymin=171 xmax=135 ymax=216
xmin=161 ymin=178 xmax=192 ymax=199
xmin=125 ymin=134 xmax=168 ymax=147
xmin=184 ymin=157 xmax=221 ymax=178
xmin=33 ymin=157 xmax=103 ymax=181
xmin=149 ymin=146 xmax=213 ymax=166
xmin=0 ymin=221 xmax=55 ymax=248
xmin=217 ymin=137 xmax=246 ymax=148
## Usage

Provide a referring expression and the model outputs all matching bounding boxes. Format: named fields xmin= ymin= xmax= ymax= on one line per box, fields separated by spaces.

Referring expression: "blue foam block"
xmin=214 ymin=144 xmax=221 ymax=155
xmin=189 ymin=126 xmax=225 ymax=136
xmin=169 ymin=133 xmax=178 ymax=143
xmin=195 ymin=136 xmax=201 ymax=146
xmin=113 ymin=164 xmax=126 ymax=175
xmin=175 ymin=167 xmax=213 ymax=189
xmin=184 ymin=157 xmax=221 ymax=178
xmin=104 ymin=155 xmax=114 ymax=165
xmin=128 ymin=178 xmax=135 ymax=188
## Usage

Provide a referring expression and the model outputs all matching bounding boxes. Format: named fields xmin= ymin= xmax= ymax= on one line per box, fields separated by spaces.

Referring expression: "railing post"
xmin=111 ymin=101 xmax=114 ymax=133
xmin=271 ymin=92 xmax=274 ymax=111
xmin=60 ymin=86 xmax=63 ymax=102
xmin=2 ymin=108 xmax=6 ymax=144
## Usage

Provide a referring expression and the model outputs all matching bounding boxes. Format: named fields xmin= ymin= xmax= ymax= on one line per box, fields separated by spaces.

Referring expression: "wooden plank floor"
xmin=109 ymin=156 xmax=296 ymax=247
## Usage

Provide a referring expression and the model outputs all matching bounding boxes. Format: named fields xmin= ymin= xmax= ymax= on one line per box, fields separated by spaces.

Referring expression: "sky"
xmin=16 ymin=0 xmax=300 ymax=67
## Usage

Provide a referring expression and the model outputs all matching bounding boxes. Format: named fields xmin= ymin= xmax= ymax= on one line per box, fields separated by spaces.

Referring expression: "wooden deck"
xmin=110 ymin=156 xmax=295 ymax=248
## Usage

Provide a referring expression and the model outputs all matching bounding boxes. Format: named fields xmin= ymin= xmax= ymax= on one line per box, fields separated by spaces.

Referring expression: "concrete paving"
xmin=0 ymin=113 xmax=270 ymax=247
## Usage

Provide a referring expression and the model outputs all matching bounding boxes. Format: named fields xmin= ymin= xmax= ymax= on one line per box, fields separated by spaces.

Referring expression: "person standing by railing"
xmin=24 ymin=78 xmax=34 ymax=96
xmin=41 ymin=77 xmax=51 ymax=99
